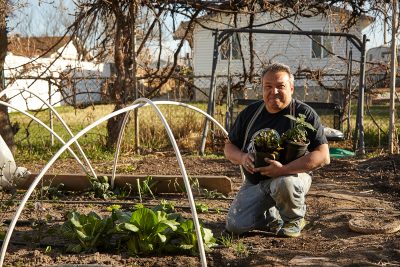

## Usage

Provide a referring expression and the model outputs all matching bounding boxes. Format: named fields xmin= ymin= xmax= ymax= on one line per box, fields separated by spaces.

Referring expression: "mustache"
xmin=269 ymin=95 xmax=283 ymax=100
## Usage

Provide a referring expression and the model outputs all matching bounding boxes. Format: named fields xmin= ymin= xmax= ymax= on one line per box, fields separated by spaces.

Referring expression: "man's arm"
xmin=224 ymin=140 xmax=256 ymax=174
xmin=254 ymin=143 xmax=330 ymax=178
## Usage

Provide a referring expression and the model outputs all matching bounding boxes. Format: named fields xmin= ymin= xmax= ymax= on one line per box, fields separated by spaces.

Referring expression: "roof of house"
xmin=8 ymin=35 xmax=74 ymax=58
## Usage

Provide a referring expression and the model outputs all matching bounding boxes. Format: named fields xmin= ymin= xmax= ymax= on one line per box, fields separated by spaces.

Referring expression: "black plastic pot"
xmin=243 ymin=167 xmax=269 ymax=185
xmin=254 ymin=152 xmax=275 ymax=168
xmin=243 ymin=152 xmax=276 ymax=185
xmin=282 ymin=140 xmax=309 ymax=164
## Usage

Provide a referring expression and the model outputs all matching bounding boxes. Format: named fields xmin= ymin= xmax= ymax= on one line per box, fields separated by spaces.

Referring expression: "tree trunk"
xmin=105 ymin=1 xmax=137 ymax=149
xmin=0 ymin=0 xmax=15 ymax=153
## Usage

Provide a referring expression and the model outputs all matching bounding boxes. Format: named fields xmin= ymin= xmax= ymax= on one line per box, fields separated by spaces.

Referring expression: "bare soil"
xmin=1 ymin=153 xmax=400 ymax=266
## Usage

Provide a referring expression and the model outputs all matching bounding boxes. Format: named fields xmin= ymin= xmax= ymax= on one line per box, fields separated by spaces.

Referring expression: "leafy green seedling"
xmin=88 ymin=175 xmax=114 ymax=199
xmin=234 ymin=240 xmax=249 ymax=257
xmin=137 ymin=176 xmax=158 ymax=200
xmin=202 ymin=189 xmax=226 ymax=199
xmin=40 ymin=183 xmax=65 ymax=200
xmin=106 ymin=204 xmax=122 ymax=212
xmin=60 ymin=211 xmax=113 ymax=253
xmin=152 ymin=199 xmax=175 ymax=214
xmin=169 ymin=219 xmax=217 ymax=255
xmin=253 ymin=128 xmax=281 ymax=153
xmin=113 ymin=183 xmax=133 ymax=198
xmin=282 ymin=114 xmax=316 ymax=144
xmin=217 ymin=234 xmax=233 ymax=247
xmin=195 ymin=203 xmax=209 ymax=213
xmin=113 ymin=206 xmax=180 ymax=255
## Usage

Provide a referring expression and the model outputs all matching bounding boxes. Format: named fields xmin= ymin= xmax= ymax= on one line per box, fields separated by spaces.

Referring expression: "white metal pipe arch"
xmin=0 ymin=98 xmax=229 ymax=267
xmin=0 ymin=100 xmax=92 ymax=175
xmin=111 ymin=100 xmax=228 ymax=188
xmin=0 ymin=87 xmax=97 ymax=178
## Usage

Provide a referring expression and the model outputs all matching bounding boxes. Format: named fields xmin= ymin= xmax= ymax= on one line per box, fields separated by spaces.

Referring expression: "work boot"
xmin=266 ymin=218 xmax=284 ymax=234
xmin=278 ymin=218 xmax=307 ymax=237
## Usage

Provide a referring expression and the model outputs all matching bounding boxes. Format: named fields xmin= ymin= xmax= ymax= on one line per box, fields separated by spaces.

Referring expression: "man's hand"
xmin=253 ymin=143 xmax=330 ymax=178
xmin=241 ymin=153 xmax=255 ymax=174
xmin=253 ymin=158 xmax=284 ymax=178
xmin=224 ymin=141 xmax=256 ymax=173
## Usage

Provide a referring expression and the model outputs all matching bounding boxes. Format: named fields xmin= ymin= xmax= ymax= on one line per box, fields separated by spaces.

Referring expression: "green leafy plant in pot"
xmin=253 ymin=129 xmax=282 ymax=168
xmin=281 ymin=114 xmax=316 ymax=163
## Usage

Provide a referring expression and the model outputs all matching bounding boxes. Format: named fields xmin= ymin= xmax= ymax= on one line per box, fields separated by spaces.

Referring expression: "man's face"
xmin=262 ymin=71 xmax=294 ymax=113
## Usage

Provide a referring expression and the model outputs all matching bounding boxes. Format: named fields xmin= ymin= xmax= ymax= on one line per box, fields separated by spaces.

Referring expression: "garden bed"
xmin=1 ymin=153 xmax=400 ymax=266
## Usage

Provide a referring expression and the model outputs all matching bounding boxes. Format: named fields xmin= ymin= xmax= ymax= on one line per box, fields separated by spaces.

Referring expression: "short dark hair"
xmin=261 ymin=63 xmax=294 ymax=85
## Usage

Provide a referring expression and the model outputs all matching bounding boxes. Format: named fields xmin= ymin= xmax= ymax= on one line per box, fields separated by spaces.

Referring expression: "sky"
xmin=8 ymin=0 xmax=188 ymax=62
xmin=9 ymin=0 xmax=75 ymax=37
xmin=9 ymin=1 xmax=388 ymax=53
xmin=363 ymin=16 xmax=388 ymax=50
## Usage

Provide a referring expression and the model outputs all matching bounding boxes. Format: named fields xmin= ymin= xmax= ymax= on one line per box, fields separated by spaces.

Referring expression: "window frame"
xmin=220 ymin=33 xmax=241 ymax=61
xmin=311 ymin=30 xmax=333 ymax=59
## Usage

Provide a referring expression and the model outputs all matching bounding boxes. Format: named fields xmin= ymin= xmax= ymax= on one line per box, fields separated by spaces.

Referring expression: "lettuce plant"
xmin=195 ymin=203 xmax=209 ymax=213
xmin=60 ymin=211 xmax=113 ymax=253
xmin=167 ymin=219 xmax=217 ymax=255
xmin=60 ymin=203 xmax=217 ymax=256
xmin=113 ymin=207 xmax=180 ymax=255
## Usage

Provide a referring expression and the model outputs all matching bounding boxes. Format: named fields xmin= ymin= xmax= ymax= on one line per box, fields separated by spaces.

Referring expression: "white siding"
xmin=366 ymin=45 xmax=397 ymax=63
xmin=191 ymin=11 xmax=367 ymax=101
xmin=51 ymin=42 xmax=78 ymax=60
xmin=4 ymin=54 xmax=110 ymax=112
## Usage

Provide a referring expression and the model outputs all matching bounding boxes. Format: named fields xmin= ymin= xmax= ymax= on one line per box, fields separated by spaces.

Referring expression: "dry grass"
xmin=9 ymin=102 xmax=399 ymax=162
xmin=10 ymin=103 xmax=226 ymax=161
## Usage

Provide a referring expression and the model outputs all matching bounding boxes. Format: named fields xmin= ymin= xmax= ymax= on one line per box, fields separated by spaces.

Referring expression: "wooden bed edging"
xmin=19 ymin=174 xmax=233 ymax=195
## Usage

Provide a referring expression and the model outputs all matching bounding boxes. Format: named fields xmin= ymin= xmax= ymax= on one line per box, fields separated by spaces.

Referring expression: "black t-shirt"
xmin=229 ymin=99 xmax=328 ymax=183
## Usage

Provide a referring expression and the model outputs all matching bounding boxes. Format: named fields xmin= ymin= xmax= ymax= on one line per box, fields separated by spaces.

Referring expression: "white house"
xmin=175 ymin=8 xmax=373 ymax=103
xmin=4 ymin=35 xmax=111 ymax=112
xmin=366 ymin=44 xmax=400 ymax=101
xmin=367 ymin=44 xmax=400 ymax=64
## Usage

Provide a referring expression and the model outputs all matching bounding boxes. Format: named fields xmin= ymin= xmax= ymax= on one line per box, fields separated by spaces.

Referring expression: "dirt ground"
xmin=1 ymin=152 xmax=400 ymax=266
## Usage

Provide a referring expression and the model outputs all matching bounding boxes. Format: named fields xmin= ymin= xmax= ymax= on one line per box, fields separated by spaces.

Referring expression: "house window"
xmin=381 ymin=52 xmax=390 ymax=60
xmin=311 ymin=30 xmax=333 ymax=58
xmin=221 ymin=33 xmax=241 ymax=60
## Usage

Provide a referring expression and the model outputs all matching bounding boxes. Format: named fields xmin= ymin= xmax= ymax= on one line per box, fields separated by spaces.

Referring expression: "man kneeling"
xmin=224 ymin=63 xmax=330 ymax=237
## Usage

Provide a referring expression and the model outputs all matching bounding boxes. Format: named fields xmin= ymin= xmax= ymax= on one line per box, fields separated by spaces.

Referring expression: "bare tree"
xmin=42 ymin=0 xmax=74 ymax=36
xmin=10 ymin=0 xmax=73 ymax=37
xmin=0 ymin=0 xmax=15 ymax=152
xmin=68 ymin=0 xmax=201 ymax=149
xmin=2 ymin=0 xmax=390 ymax=152
xmin=69 ymin=0 xmax=390 ymax=149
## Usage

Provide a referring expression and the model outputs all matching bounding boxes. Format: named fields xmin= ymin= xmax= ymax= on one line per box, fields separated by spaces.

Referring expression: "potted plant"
xmin=252 ymin=129 xmax=282 ymax=167
xmin=280 ymin=114 xmax=316 ymax=163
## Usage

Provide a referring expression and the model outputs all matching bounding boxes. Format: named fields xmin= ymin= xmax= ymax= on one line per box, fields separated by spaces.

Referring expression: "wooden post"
xmin=130 ymin=1 xmax=140 ymax=154
xmin=48 ymin=78 xmax=54 ymax=146
xmin=389 ymin=0 xmax=398 ymax=154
